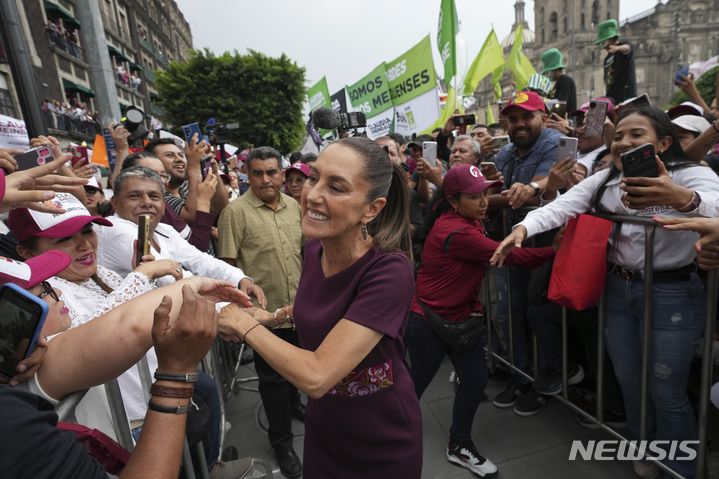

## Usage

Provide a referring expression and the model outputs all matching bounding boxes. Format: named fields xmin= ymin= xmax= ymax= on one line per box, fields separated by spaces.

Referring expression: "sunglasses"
xmin=38 ymin=281 xmax=60 ymax=302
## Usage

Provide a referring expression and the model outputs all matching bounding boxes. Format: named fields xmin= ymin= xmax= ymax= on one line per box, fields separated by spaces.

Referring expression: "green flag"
xmin=307 ymin=77 xmax=331 ymax=111
xmin=463 ymin=29 xmax=505 ymax=96
xmin=437 ymin=0 xmax=459 ymax=84
xmin=491 ymin=64 xmax=504 ymax=99
xmin=507 ymin=25 xmax=536 ymax=90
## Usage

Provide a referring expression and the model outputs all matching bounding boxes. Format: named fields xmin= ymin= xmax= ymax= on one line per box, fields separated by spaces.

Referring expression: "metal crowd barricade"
xmin=485 ymin=210 xmax=718 ymax=479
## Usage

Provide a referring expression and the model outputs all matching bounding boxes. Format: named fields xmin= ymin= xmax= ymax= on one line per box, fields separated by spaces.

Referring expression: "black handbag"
xmin=418 ymin=301 xmax=484 ymax=352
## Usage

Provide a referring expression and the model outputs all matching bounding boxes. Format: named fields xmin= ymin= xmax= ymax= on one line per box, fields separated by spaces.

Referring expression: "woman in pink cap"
xmin=406 ymin=164 xmax=558 ymax=477
xmin=284 ymin=161 xmax=310 ymax=203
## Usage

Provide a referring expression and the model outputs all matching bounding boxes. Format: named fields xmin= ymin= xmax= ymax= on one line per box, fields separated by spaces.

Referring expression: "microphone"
xmin=311 ymin=108 xmax=341 ymax=130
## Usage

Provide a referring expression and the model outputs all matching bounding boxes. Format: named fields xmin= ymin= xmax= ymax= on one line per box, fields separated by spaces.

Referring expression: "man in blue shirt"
xmin=489 ymin=91 xmax=584 ymax=417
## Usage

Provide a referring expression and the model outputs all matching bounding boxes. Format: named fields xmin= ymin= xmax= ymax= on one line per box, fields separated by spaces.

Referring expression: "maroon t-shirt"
xmin=412 ymin=210 xmax=554 ymax=322
xmin=293 ymin=239 xmax=422 ymax=478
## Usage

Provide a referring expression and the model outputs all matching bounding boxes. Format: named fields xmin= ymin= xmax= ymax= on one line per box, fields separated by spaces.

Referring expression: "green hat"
xmin=595 ymin=19 xmax=619 ymax=45
xmin=540 ymin=48 xmax=565 ymax=73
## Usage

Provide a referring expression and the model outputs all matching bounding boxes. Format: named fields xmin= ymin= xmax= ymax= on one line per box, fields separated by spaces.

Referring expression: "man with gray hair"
xmin=449 ymin=134 xmax=481 ymax=168
xmin=95 ymin=167 xmax=266 ymax=305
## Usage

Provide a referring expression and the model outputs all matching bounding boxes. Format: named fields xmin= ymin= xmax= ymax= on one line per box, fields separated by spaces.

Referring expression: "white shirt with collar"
xmin=95 ymin=214 xmax=248 ymax=287
xmin=576 ymin=145 xmax=607 ymax=177
xmin=519 ymin=165 xmax=719 ymax=271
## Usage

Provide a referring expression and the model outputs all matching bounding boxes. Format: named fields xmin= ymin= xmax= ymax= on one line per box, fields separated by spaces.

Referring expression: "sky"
xmin=175 ymin=0 xmax=660 ymax=95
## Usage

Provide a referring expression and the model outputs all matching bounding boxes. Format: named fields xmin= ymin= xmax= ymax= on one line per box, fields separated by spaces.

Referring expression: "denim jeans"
xmin=406 ymin=311 xmax=488 ymax=443
xmin=604 ymin=272 xmax=704 ymax=478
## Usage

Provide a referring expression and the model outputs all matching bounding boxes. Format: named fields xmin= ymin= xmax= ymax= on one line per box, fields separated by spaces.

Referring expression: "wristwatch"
xmin=529 ymin=181 xmax=542 ymax=196
xmin=154 ymin=371 xmax=200 ymax=383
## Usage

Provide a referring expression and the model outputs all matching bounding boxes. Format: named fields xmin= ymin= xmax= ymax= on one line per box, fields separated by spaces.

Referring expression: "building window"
xmin=592 ymin=0 xmax=600 ymax=26
xmin=581 ymin=13 xmax=586 ymax=29
xmin=549 ymin=12 xmax=558 ymax=41
xmin=0 ymin=74 xmax=16 ymax=117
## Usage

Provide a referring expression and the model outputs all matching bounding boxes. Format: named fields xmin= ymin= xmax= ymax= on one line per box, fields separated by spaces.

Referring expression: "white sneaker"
xmin=447 ymin=441 xmax=498 ymax=477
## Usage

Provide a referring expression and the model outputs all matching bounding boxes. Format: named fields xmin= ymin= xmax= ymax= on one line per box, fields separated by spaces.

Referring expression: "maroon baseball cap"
xmin=287 ymin=161 xmax=310 ymax=178
xmin=443 ymin=164 xmax=502 ymax=197
xmin=8 ymin=192 xmax=112 ymax=242
xmin=501 ymin=91 xmax=547 ymax=116
xmin=0 ymin=250 xmax=72 ymax=288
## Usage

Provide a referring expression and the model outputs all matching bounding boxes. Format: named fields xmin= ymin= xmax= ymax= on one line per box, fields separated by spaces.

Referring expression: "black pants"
xmin=253 ymin=328 xmax=300 ymax=449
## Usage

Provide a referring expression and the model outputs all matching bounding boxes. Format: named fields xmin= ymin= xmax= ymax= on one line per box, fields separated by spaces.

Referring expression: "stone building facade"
xmin=470 ymin=0 xmax=719 ymax=122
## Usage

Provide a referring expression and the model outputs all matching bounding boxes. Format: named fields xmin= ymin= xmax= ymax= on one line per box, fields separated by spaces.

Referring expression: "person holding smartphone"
xmin=492 ymin=106 xmax=719 ymax=478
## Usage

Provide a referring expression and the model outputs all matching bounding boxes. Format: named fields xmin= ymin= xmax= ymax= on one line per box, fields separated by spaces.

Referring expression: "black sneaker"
xmin=577 ymin=410 xmax=627 ymax=430
xmin=513 ymin=387 xmax=547 ymax=416
xmin=534 ymin=364 xmax=585 ymax=396
xmin=492 ymin=380 xmax=530 ymax=408
xmin=446 ymin=440 xmax=498 ymax=477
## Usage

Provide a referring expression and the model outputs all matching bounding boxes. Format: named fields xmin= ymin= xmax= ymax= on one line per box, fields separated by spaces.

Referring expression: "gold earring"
xmin=361 ymin=223 xmax=368 ymax=240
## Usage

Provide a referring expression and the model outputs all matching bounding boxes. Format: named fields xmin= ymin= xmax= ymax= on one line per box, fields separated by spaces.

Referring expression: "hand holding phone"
xmin=480 ymin=162 xmax=499 ymax=179
xmin=585 ymin=100 xmax=609 ymax=139
xmin=200 ymin=155 xmax=212 ymax=180
xmin=14 ymin=146 xmax=54 ymax=171
xmin=453 ymin=114 xmax=476 ymax=127
xmin=181 ymin=123 xmax=202 ymax=144
xmin=557 ymin=136 xmax=578 ymax=162
xmin=491 ymin=136 xmax=510 ymax=149
xmin=0 ymin=284 xmax=48 ymax=379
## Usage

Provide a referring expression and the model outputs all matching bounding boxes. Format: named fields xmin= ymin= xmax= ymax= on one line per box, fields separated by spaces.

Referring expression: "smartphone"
xmin=618 ymin=93 xmax=652 ymax=110
xmin=453 ymin=114 xmax=476 ymax=127
xmin=14 ymin=146 xmax=54 ymax=171
xmin=480 ymin=162 xmax=498 ymax=176
xmin=548 ymin=100 xmax=568 ymax=118
xmin=621 ymin=143 xmax=659 ymax=178
xmin=422 ymin=141 xmax=437 ymax=167
xmin=674 ymin=65 xmax=689 ymax=84
xmin=200 ymin=155 xmax=213 ymax=180
xmin=136 ymin=214 xmax=151 ymax=265
xmin=585 ymin=100 xmax=609 ymax=139
xmin=0 ymin=283 xmax=48 ymax=379
xmin=69 ymin=145 xmax=89 ymax=167
xmin=181 ymin=123 xmax=202 ymax=144
xmin=491 ymin=135 xmax=510 ymax=149
xmin=557 ymin=136 xmax=578 ymax=162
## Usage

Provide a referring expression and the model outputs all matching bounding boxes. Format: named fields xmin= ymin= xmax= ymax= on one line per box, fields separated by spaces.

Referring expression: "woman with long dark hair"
xmin=218 ymin=137 xmax=422 ymax=478
xmin=493 ymin=106 xmax=719 ymax=478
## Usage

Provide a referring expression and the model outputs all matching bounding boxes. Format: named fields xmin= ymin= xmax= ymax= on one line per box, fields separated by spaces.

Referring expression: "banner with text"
xmin=0 ymin=114 xmax=29 ymax=149
xmin=331 ymin=88 xmax=348 ymax=113
xmin=345 ymin=63 xmax=394 ymax=139
xmin=307 ymin=77 xmax=331 ymax=111
xmin=385 ymin=35 xmax=439 ymax=136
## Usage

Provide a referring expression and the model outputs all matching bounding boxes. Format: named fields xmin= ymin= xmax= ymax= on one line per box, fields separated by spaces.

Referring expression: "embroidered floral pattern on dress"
xmin=328 ymin=361 xmax=394 ymax=397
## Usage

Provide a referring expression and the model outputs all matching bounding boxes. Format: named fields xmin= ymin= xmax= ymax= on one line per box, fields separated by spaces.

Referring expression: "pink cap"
xmin=501 ymin=91 xmax=547 ymax=116
xmin=8 ymin=192 xmax=112 ymax=242
xmin=443 ymin=164 xmax=502 ymax=197
xmin=287 ymin=161 xmax=310 ymax=178
xmin=0 ymin=250 xmax=72 ymax=288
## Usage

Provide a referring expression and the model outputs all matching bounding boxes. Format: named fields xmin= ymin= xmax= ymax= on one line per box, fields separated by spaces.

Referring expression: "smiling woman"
xmin=492 ymin=106 xmax=719 ymax=477
xmin=218 ymin=137 xmax=422 ymax=478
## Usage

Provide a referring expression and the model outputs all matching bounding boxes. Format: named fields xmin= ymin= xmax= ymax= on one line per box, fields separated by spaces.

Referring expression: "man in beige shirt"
xmin=217 ymin=146 xmax=303 ymax=479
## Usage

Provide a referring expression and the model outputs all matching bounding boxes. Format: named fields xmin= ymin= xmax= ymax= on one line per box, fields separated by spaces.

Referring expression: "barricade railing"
xmin=485 ymin=209 xmax=717 ymax=479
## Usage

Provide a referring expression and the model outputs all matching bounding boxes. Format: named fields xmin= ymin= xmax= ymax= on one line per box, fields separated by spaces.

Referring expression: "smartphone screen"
xmin=621 ymin=143 xmax=659 ymax=178
xmin=453 ymin=114 xmax=476 ymax=126
xmin=0 ymin=284 xmax=48 ymax=378
xmin=422 ymin=141 xmax=437 ymax=167
xmin=200 ymin=156 xmax=212 ymax=180
xmin=585 ymin=100 xmax=609 ymax=139
xmin=181 ymin=123 xmax=202 ymax=144
xmin=136 ymin=215 xmax=151 ymax=265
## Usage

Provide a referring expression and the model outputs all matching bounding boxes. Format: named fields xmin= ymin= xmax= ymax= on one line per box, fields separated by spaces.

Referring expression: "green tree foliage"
xmin=155 ymin=49 xmax=306 ymax=153
xmin=670 ymin=66 xmax=719 ymax=106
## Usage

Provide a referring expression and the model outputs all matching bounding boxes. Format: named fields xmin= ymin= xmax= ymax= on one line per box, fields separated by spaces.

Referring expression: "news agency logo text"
xmin=569 ymin=440 xmax=699 ymax=461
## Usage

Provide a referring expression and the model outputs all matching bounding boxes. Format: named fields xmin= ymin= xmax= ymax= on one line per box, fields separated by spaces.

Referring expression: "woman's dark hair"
xmin=335 ymin=137 xmax=411 ymax=256
xmin=592 ymin=105 xmax=697 ymax=212
xmin=423 ymin=189 xmax=460 ymax=235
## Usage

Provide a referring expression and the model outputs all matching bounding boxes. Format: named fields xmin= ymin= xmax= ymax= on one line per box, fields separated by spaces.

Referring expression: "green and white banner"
xmin=307 ymin=76 xmax=331 ymax=111
xmin=385 ymin=35 xmax=439 ymax=136
xmin=346 ymin=63 xmax=394 ymax=139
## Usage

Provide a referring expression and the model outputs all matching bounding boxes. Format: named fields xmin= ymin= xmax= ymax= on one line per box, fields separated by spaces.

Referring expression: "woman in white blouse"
xmin=492 ymin=106 xmax=719 ymax=478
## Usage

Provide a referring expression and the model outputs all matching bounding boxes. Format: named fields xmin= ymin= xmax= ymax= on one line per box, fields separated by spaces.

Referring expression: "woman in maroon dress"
xmin=219 ymin=137 xmax=422 ymax=478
